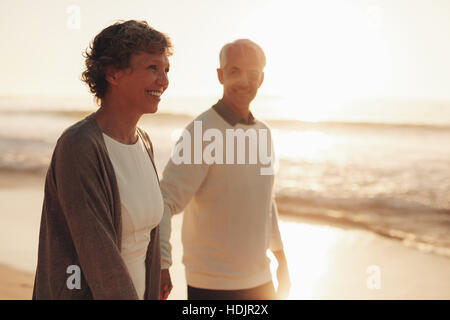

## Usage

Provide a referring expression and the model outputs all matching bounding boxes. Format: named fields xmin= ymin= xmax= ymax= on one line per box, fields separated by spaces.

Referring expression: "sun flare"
xmin=269 ymin=221 xmax=343 ymax=299
xmin=234 ymin=0 xmax=392 ymax=123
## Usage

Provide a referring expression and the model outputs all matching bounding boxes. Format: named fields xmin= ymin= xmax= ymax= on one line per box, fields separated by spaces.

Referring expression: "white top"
xmin=103 ymin=132 xmax=164 ymax=299
xmin=160 ymin=108 xmax=284 ymax=290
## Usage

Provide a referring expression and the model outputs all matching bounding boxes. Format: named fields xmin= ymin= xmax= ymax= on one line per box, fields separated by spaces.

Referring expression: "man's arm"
xmin=159 ymin=135 xmax=210 ymax=268
xmin=269 ymin=199 xmax=284 ymax=252
xmin=159 ymin=123 xmax=210 ymax=298
xmin=270 ymin=199 xmax=291 ymax=299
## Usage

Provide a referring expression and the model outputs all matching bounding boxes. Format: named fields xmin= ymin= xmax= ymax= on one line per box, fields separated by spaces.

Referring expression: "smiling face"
xmin=112 ymin=52 xmax=170 ymax=115
xmin=217 ymin=45 xmax=264 ymax=112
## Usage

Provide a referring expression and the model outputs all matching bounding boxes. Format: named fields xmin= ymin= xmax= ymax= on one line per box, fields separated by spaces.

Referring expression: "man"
xmin=159 ymin=39 xmax=290 ymax=300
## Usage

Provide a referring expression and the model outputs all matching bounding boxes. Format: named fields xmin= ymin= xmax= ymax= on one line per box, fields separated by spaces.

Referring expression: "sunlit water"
xmin=0 ymin=96 xmax=449 ymax=259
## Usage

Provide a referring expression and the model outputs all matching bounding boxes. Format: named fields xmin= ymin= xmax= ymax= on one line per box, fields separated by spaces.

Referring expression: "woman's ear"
xmin=105 ymin=68 xmax=121 ymax=85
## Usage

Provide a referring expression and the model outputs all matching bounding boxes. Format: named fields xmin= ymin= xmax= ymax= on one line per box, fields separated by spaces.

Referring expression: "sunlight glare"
xmin=235 ymin=0 xmax=392 ymax=123
xmin=272 ymin=130 xmax=333 ymax=161
xmin=270 ymin=221 xmax=344 ymax=299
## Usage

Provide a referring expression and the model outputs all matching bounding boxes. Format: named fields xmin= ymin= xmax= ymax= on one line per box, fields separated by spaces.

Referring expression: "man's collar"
xmin=212 ymin=99 xmax=256 ymax=126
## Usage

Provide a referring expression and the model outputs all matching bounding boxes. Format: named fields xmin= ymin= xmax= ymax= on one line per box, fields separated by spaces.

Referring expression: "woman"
xmin=33 ymin=20 xmax=172 ymax=299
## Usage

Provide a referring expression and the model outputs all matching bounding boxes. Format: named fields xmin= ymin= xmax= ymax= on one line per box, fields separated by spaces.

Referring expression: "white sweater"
xmin=160 ymin=105 xmax=283 ymax=290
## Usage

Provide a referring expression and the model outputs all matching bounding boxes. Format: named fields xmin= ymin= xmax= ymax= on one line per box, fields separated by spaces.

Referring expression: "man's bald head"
xmin=219 ymin=39 xmax=266 ymax=69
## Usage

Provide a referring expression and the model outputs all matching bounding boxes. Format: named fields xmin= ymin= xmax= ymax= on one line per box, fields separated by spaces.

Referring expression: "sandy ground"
xmin=0 ymin=264 xmax=34 ymax=300
xmin=1 ymin=171 xmax=449 ymax=300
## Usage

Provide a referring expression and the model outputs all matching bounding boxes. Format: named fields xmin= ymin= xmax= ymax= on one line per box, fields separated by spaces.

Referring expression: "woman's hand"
xmin=160 ymin=269 xmax=173 ymax=300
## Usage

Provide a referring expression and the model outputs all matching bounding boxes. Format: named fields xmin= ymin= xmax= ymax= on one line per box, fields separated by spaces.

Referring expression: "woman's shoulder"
xmin=136 ymin=126 xmax=150 ymax=140
xmin=137 ymin=126 xmax=154 ymax=154
xmin=56 ymin=113 xmax=101 ymax=154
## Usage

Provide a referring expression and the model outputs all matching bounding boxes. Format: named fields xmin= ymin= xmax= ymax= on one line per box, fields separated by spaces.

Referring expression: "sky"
xmin=1 ymin=0 xmax=450 ymax=104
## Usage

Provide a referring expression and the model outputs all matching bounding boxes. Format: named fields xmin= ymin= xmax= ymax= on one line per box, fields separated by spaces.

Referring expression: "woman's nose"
xmin=157 ymin=71 xmax=169 ymax=88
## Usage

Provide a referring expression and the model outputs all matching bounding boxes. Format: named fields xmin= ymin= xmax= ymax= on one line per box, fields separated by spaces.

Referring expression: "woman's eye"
xmin=165 ymin=68 xmax=170 ymax=73
xmin=148 ymin=65 xmax=157 ymax=70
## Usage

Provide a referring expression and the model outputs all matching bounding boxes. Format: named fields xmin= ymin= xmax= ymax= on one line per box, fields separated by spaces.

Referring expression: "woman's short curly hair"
xmin=82 ymin=20 xmax=172 ymax=102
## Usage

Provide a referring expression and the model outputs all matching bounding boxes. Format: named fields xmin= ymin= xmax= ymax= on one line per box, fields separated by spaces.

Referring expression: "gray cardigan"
xmin=32 ymin=113 xmax=161 ymax=299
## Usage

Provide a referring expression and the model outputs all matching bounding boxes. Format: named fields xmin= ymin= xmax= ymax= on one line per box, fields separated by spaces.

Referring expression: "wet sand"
xmin=1 ymin=171 xmax=449 ymax=300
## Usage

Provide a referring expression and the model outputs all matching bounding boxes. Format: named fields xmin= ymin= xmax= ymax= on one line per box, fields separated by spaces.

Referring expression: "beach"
xmin=1 ymin=170 xmax=449 ymax=300
xmin=1 ymin=0 xmax=450 ymax=302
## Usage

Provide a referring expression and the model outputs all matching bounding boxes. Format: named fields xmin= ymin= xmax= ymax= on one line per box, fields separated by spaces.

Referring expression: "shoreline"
xmin=2 ymin=169 xmax=448 ymax=260
xmin=0 ymin=170 xmax=449 ymax=300
xmin=1 ymin=214 xmax=450 ymax=300
xmin=277 ymin=207 xmax=450 ymax=260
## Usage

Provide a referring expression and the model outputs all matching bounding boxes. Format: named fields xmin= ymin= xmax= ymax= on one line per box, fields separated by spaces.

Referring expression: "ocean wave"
xmin=1 ymin=108 xmax=449 ymax=132
xmin=275 ymin=194 xmax=450 ymax=258
xmin=0 ymin=108 xmax=93 ymax=119
xmin=276 ymin=192 xmax=450 ymax=214
xmin=0 ymin=106 xmax=448 ymax=259
xmin=266 ymin=119 xmax=450 ymax=132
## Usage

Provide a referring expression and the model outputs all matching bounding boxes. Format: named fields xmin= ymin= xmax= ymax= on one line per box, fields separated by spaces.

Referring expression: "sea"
xmin=0 ymin=95 xmax=449 ymax=258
